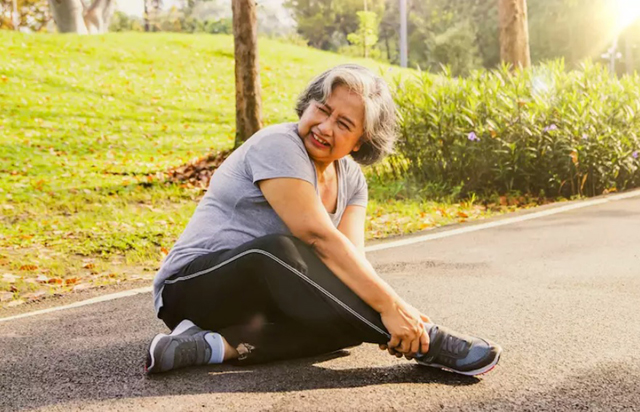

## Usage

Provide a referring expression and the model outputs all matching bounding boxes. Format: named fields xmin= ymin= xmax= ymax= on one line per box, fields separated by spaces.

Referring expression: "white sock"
xmin=204 ymin=332 xmax=225 ymax=364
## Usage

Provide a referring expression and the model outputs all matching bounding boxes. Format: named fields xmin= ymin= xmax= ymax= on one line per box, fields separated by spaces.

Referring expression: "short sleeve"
xmin=346 ymin=161 xmax=368 ymax=207
xmin=244 ymin=132 xmax=315 ymax=186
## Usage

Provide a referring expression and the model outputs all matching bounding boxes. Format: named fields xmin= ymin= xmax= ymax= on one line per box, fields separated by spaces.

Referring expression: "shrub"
xmin=392 ymin=61 xmax=640 ymax=199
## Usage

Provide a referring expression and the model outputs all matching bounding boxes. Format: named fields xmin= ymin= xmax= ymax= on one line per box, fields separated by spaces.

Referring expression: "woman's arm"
xmin=258 ymin=177 xmax=429 ymax=356
xmin=337 ymin=205 xmax=366 ymax=256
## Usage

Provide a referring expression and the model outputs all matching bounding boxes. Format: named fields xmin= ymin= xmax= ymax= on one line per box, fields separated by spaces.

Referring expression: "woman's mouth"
xmin=311 ymin=132 xmax=330 ymax=147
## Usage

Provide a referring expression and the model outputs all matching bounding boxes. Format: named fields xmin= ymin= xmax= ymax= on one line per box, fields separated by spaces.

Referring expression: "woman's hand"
xmin=378 ymin=299 xmax=430 ymax=359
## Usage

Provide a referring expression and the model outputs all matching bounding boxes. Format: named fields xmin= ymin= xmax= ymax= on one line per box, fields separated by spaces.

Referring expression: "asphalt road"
xmin=1 ymin=192 xmax=639 ymax=411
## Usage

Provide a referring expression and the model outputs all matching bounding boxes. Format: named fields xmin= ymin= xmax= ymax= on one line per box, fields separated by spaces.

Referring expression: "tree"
xmin=47 ymin=0 xmax=115 ymax=34
xmin=498 ymin=0 xmax=531 ymax=69
xmin=232 ymin=0 xmax=262 ymax=147
xmin=285 ymin=0 xmax=384 ymax=50
xmin=347 ymin=10 xmax=379 ymax=58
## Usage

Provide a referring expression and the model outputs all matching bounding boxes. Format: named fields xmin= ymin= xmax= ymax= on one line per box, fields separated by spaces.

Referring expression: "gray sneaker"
xmin=415 ymin=324 xmax=502 ymax=376
xmin=145 ymin=319 xmax=212 ymax=374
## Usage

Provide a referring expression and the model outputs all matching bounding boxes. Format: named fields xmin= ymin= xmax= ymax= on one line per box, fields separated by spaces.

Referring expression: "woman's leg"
xmin=159 ymin=234 xmax=391 ymax=364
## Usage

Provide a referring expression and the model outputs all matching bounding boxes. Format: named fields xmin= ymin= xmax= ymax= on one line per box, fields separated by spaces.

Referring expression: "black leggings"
xmin=158 ymin=234 xmax=391 ymax=365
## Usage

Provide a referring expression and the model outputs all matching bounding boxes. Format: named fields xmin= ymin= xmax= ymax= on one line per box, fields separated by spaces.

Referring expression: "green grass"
xmin=0 ymin=32 xmax=507 ymax=303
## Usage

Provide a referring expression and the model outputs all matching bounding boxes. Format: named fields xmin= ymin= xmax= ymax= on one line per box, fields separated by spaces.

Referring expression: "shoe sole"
xmin=419 ymin=346 xmax=502 ymax=376
xmin=144 ymin=320 xmax=197 ymax=374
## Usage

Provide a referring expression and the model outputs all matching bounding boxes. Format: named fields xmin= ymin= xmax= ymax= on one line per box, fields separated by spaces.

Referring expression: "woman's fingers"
xmin=420 ymin=326 xmax=430 ymax=355
xmin=410 ymin=334 xmax=420 ymax=357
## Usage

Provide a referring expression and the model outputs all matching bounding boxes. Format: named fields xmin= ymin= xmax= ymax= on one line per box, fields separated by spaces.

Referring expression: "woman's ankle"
xmin=221 ymin=336 xmax=240 ymax=361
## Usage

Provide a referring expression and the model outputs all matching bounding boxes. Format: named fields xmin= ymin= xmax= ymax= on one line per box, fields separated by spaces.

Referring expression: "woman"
xmin=145 ymin=64 xmax=501 ymax=376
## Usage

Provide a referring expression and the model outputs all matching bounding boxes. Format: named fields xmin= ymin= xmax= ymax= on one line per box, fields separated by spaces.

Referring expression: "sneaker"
xmin=415 ymin=324 xmax=502 ymax=376
xmin=145 ymin=319 xmax=213 ymax=374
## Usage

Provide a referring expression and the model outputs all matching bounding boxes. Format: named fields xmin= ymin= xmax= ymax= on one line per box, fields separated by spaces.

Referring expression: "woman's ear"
xmin=352 ymin=139 xmax=363 ymax=152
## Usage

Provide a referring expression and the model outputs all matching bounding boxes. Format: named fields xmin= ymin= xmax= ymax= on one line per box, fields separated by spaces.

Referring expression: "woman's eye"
xmin=339 ymin=122 xmax=349 ymax=130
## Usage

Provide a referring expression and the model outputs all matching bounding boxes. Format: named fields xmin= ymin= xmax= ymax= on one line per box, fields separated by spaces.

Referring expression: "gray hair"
xmin=295 ymin=64 xmax=398 ymax=165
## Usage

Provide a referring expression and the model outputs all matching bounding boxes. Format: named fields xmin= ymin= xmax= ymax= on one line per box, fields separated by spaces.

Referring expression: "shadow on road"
xmin=0 ymin=338 xmax=479 ymax=411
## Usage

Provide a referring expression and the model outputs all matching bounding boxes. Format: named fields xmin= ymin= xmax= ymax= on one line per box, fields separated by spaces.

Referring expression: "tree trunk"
xmin=48 ymin=0 xmax=88 ymax=34
xmin=84 ymin=0 xmax=115 ymax=34
xmin=48 ymin=0 xmax=115 ymax=34
xmin=498 ymin=0 xmax=531 ymax=69
xmin=232 ymin=0 xmax=263 ymax=148
xmin=144 ymin=0 xmax=150 ymax=32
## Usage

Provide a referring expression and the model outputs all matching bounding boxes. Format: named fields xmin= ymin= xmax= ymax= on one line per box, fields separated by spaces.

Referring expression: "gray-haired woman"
xmin=145 ymin=64 xmax=501 ymax=376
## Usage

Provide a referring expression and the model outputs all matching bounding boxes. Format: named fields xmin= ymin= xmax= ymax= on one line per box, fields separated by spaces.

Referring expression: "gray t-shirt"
xmin=152 ymin=122 xmax=368 ymax=315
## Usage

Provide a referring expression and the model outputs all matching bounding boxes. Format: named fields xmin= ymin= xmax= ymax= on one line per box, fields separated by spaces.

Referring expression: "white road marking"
xmin=0 ymin=286 xmax=151 ymax=323
xmin=1 ymin=189 xmax=638 ymax=323
xmin=366 ymin=189 xmax=640 ymax=252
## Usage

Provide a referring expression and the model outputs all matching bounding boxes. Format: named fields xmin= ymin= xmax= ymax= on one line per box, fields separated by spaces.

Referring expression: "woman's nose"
xmin=317 ymin=116 xmax=334 ymax=136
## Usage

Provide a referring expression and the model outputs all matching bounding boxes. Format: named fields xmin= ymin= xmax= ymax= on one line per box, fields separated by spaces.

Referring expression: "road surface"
xmin=1 ymin=191 xmax=639 ymax=411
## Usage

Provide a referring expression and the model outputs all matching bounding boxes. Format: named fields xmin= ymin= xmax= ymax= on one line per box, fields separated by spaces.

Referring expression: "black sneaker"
xmin=415 ymin=324 xmax=502 ymax=376
xmin=145 ymin=319 xmax=213 ymax=374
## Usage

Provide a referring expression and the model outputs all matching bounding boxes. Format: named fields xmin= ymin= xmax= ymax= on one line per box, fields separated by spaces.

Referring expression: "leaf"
xmin=82 ymin=263 xmax=95 ymax=270
xmin=457 ymin=211 xmax=469 ymax=218
xmin=47 ymin=277 xmax=63 ymax=285
xmin=64 ymin=277 xmax=79 ymax=285
xmin=19 ymin=264 xmax=38 ymax=271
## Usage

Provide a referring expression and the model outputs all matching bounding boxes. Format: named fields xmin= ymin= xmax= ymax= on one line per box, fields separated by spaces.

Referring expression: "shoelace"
xmin=418 ymin=326 xmax=469 ymax=363
xmin=440 ymin=334 xmax=468 ymax=357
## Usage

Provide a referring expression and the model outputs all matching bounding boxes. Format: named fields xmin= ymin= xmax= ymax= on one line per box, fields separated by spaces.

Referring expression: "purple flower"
xmin=543 ymin=124 xmax=558 ymax=132
xmin=468 ymin=132 xmax=480 ymax=142
xmin=581 ymin=134 xmax=588 ymax=140
xmin=633 ymin=150 xmax=639 ymax=159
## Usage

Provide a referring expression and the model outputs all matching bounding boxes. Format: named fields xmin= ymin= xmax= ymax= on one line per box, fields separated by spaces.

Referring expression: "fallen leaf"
xmin=457 ymin=211 xmax=469 ymax=218
xmin=19 ymin=264 xmax=38 ymax=271
xmin=82 ymin=263 xmax=95 ymax=270
xmin=47 ymin=278 xmax=63 ymax=285
xmin=64 ymin=277 xmax=79 ymax=285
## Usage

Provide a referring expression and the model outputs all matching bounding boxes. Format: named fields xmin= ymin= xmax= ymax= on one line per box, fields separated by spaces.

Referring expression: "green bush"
xmin=393 ymin=61 xmax=640 ymax=199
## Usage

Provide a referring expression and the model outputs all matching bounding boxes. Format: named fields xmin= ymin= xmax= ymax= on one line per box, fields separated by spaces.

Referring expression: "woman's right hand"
xmin=379 ymin=299 xmax=430 ymax=358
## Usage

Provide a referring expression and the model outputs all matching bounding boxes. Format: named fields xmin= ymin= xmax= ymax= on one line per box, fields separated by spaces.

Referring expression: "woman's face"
xmin=298 ymin=85 xmax=365 ymax=166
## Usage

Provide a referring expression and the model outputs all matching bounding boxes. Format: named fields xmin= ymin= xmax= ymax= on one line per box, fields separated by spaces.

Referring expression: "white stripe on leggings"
xmin=164 ymin=248 xmax=391 ymax=339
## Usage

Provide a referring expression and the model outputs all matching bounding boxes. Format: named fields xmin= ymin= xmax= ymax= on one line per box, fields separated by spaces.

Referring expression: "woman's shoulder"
xmin=246 ymin=123 xmax=301 ymax=147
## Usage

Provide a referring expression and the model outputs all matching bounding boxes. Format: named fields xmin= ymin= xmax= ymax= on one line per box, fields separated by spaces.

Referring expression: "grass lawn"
xmin=0 ymin=31 xmax=515 ymax=306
